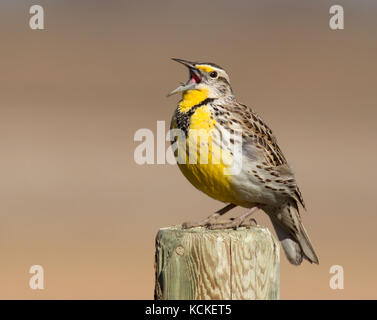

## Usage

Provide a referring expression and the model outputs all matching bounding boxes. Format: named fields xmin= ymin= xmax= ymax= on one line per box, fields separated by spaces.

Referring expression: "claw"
xmin=181 ymin=205 xmax=258 ymax=231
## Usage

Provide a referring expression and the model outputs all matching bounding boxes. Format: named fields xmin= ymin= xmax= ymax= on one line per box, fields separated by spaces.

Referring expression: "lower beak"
xmin=167 ymin=58 xmax=199 ymax=97
xmin=167 ymin=82 xmax=196 ymax=97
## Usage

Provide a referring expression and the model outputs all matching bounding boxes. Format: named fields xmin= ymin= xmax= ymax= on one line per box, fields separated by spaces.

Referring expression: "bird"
xmin=168 ymin=58 xmax=319 ymax=265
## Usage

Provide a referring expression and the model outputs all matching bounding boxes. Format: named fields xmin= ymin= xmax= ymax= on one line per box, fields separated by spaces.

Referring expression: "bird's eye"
xmin=209 ymin=71 xmax=218 ymax=78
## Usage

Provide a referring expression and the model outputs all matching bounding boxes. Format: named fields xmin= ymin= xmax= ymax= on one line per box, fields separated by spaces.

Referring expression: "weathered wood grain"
xmin=154 ymin=225 xmax=279 ymax=300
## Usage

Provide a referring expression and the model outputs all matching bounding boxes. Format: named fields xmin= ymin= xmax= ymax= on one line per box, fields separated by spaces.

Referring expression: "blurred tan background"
xmin=0 ymin=0 xmax=376 ymax=299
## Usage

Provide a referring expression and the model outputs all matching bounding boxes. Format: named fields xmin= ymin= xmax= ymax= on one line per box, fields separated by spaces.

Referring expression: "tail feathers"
xmin=296 ymin=219 xmax=319 ymax=264
xmin=270 ymin=219 xmax=304 ymax=265
xmin=267 ymin=203 xmax=319 ymax=265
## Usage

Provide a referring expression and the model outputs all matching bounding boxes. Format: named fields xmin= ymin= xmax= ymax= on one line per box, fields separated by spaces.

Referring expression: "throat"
xmin=179 ymin=89 xmax=209 ymax=113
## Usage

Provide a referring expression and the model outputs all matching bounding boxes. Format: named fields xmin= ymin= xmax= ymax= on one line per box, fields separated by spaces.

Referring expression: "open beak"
xmin=167 ymin=58 xmax=202 ymax=97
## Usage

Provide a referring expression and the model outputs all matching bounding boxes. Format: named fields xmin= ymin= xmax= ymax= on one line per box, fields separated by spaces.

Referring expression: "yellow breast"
xmin=175 ymin=90 xmax=239 ymax=204
xmin=178 ymin=88 xmax=209 ymax=113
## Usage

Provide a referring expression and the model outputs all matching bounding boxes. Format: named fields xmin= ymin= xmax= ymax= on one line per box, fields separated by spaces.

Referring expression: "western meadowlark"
xmin=168 ymin=58 xmax=319 ymax=265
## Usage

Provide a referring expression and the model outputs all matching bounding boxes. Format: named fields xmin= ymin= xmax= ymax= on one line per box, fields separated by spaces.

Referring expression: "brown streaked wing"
xmin=229 ymin=102 xmax=306 ymax=209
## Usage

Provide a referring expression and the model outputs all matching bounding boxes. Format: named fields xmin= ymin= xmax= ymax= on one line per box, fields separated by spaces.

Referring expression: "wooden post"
xmin=154 ymin=225 xmax=280 ymax=300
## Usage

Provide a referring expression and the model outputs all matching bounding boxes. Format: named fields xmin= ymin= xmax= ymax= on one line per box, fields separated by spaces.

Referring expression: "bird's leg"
xmin=182 ymin=203 xmax=237 ymax=229
xmin=208 ymin=207 xmax=259 ymax=230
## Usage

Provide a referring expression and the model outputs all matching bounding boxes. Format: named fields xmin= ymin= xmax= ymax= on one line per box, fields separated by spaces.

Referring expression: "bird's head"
xmin=168 ymin=58 xmax=233 ymax=99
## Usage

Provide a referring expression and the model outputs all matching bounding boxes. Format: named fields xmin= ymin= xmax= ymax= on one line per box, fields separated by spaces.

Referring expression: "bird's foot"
xmin=183 ymin=214 xmax=258 ymax=230
xmin=182 ymin=203 xmax=237 ymax=229
xmin=182 ymin=216 xmax=222 ymax=229
xmin=182 ymin=220 xmax=204 ymax=229
xmin=208 ymin=207 xmax=259 ymax=230
xmin=181 ymin=204 xmax=259 ymax=230
xmin=207 ymin=217 xmax=257 ymax=230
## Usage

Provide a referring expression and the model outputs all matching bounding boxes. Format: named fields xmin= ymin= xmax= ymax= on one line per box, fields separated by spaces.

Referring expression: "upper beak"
xmin=167 ymin=58 xmax=200 ymax=97
xmin=171 ymin=58 xmax=196 ymax=69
